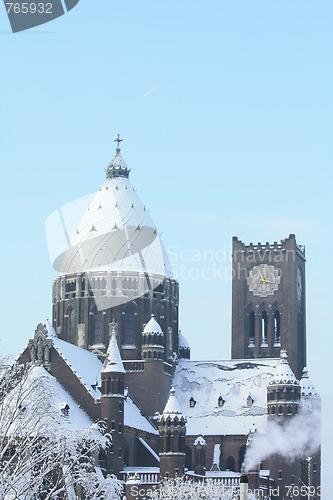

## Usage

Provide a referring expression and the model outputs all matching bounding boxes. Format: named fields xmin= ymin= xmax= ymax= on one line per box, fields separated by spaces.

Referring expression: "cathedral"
xmin=17 ymin=138 xmax=320 ymax=499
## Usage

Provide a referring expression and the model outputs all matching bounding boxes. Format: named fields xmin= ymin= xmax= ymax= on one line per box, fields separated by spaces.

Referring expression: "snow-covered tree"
xmin=0 ymin=361 xmax=123 ymax=499
xmin=149 ymin=476 xmax=239 ymax=500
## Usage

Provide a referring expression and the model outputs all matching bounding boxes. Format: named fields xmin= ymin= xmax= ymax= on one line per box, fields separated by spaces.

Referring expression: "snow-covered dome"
xmin=143 ymin=315 xmax=163 ymax=336
xmin=300 ymin=367 xmax=319 ymax=398
xmin=178 ymin=331 xmax=189 ymax=348
xmin=269 ymin=350 xmax=299 ymax=385
xmin=52 ymin=143 xmax=172 ymax=279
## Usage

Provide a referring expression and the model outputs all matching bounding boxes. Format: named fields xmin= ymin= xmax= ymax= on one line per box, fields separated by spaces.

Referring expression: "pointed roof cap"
xmin=300 ymin=367 xmax=319 ymax=397
xmin=143 ymin=314 xmax=163 ymax=335
xmin=101 ymin=323 xmax=125 ymax=374
xmin=163 ymin=387 xmax=183 ymax=415
xmin=105 ymin=134 xmax=130 ymax=179
xmin=269 ymin=350 xmax=299 ymax=385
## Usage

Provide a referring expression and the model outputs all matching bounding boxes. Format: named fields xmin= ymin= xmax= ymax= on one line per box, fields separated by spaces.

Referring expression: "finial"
xmin=280 ymin=349 xmax=288 ymax=362
xmin=111 ymin=319 xmax=116 ymax=337
xmin=114 ymin=134 xmax=123 ymax=154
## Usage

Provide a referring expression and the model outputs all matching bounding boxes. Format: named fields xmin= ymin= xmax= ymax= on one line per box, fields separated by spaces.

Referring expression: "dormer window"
xmin=247 ymin=395 xmax=254 ymax=407
xmin=60 ymin=402 xmax=70 ymax=416
xmin=189 ymin=396 xmax=196 ymax=408
xmin=218 ymin=396 xmax=225 ymax=407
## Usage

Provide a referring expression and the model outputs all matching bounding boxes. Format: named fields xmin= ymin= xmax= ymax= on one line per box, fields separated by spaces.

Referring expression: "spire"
xmin=105 ymin=134 xmax=131 ymax=179
xmin=101 ymin=321 xmax=125 ymax=374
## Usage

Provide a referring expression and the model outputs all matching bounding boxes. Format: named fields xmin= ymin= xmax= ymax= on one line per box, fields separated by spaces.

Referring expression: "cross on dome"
xmin=114 ymin=134 xmax=123 ymax=153
xmin=105 ymin=135 xmax=130 ymax=179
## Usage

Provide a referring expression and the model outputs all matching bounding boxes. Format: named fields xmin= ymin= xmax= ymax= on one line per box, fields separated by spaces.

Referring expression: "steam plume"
xmin=243 ymin=408 xmax=320 ymax=472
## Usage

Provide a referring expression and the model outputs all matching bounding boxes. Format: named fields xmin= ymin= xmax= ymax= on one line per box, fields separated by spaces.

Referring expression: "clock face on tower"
xmin=247 ymin=264 xmax=280 ymax=298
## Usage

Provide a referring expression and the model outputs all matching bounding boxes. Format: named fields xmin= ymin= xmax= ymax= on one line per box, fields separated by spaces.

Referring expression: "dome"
xmin=143 ymin=315 xmax=163 ymax=336
xmin=50 ymin=144 xmax=172 ymax=280
xmin=178 ymin=331 xmax=189 ymax=348
xmin=269 ymin=350 xmax=299 ymax=385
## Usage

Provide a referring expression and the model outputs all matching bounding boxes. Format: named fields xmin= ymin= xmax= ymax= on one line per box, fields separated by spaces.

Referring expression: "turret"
xmin=178 ymin=330 xmax=190 ymax=359
xmin=100 ymin=321 xmax=125 ymax=477
xmin=158 ymin=387 xmax=186 ymax=479
xmin=141 ymin=315 xmax=164 ymax=360
xmin=300 ymin=367 xmax=320 ymax=412
xmin=267 ymin=350 xmax=301 ymax=419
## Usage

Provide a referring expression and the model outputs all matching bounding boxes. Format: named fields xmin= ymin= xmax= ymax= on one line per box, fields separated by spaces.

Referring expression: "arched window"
xmin=185 ymin=446 xmax=192 ymax=469
xmin=173 ymin=431 xmax=179 ymax=452
xmin=238 ymin=445 xmax=246 ymax=472
xmin=66 ymin=306 xmax=75 ymax=344
xmin=249 ymin=311 xmax=255 ymax=347
xmin=94 ymin=309 xmax=103 ymax=344
xmin=166 ymin=433 xmax=172 ymax=452
xmin=261 ymin=311 xmax=268 ymax=346
xmin=124 ymin=308 xmax=134 ymax=345
xmin=226 ymin=455 xmax=236 ymax=472
xmin=274 ymin=310 xmax=280 ymax=345
xmin=179 ymin=434 xmax=183 ymax=453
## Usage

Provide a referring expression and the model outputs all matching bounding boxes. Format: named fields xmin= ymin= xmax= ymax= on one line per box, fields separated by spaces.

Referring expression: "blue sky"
xmin=1 ymin=0 xmax=332 ymax=489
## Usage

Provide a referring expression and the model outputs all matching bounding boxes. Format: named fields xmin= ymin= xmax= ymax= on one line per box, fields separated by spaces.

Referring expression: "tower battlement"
xmin=232 ymin=234 xmax=305 ymax=262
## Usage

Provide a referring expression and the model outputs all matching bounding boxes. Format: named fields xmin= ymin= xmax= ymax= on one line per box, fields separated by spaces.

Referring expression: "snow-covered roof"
xmin=300 ymin=367 xmax=319 ymax=397
xmin=143 ymin=315 xmax=163 ymax=335
xmin=46 ymin=330 xmax=158 ymax=435
xmin=102 ymin=326 xmax=125 ymax=374
xmin=172 ymin=359 xmax=279 ymax=436
xmin=269 ymin=350 xmax=299 ymax=386
xmin=52 ymin=154 xmax=173 ymax=279
xmin=124 ymin=394 xmax=158 ymax=435
xmin=3 ymin=366 xmax=100 ymax=437
xmin=50 ymin=332 xmax=103 ymax=399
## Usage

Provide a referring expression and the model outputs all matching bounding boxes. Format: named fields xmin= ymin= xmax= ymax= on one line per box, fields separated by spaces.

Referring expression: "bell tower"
xmin=231 ymin=234 xmax=306 ymax=379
